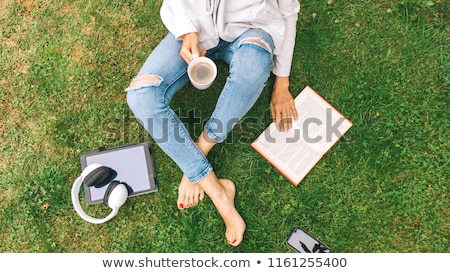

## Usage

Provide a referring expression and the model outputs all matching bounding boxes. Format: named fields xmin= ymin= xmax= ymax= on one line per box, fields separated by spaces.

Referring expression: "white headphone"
xmin=71 ymin=163 xmax=130 ymax=224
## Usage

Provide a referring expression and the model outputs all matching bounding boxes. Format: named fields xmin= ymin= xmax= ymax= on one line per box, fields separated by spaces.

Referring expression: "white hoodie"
xmin=160 ymin=0 xmax=300 ymax=77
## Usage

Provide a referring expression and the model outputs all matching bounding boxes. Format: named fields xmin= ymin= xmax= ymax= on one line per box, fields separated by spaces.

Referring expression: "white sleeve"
xmin=160 ymin=0 xmax=198 ymax=39
xmin=272 ymin=0 xmax=300 ymax=77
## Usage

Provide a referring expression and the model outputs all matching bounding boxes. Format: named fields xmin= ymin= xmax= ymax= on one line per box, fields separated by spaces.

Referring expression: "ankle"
xmin=198 ymin=173 xmax=224 ymax=197
xmin=196 ymin=131 xmax=216 ymax=156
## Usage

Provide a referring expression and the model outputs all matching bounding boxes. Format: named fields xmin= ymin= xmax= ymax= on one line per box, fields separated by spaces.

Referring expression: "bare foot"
xmin=177 ymin=174 xmax=205 ymax=209
xmin=177 ymin=131 xmax=213 ymax=210
xmin=198 ymin=174 xmax=246 ymax=246
xmin=219 ymin=178 xmax=246 ymax=246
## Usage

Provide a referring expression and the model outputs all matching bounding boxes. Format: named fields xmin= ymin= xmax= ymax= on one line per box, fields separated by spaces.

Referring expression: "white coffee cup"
xmin=187 ymin=56 xmax=217 ymax=90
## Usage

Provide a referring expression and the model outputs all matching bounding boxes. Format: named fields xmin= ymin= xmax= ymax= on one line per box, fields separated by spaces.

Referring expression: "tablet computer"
xmin=80 ymin=142 xmax=158 ymax=205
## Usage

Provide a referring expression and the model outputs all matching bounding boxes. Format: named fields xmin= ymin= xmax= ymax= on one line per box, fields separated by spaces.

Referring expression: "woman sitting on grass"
xmin=126 ymin=0 xmax=300 ymax=246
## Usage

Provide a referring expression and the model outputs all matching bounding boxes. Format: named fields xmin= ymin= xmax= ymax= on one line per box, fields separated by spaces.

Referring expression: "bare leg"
xmin=177 ymin=131 xmax=246 ymax=245
xmin=177 ymin=131 xmax=216 ymax=209
xmin=198 ymin=172 xmax=246 ymax=246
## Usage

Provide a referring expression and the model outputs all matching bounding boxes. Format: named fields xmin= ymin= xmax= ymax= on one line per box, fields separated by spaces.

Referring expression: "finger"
xmin=271 ymin=104 xmax=282 ymax=131
xmin=270 ymin=103 xmax=276 ymax=122
xmin=276 ymin=110 xmax=283 ymax=131
xmin=284 ymin=117 xmax=292 ymax=131
xmin=180 ymin=43 xmax=197 ymax=63
xmin=292 ymin=105 xmax=298 ymax=121
xmin=283 ymin=115 xmax=292 ymax=132
xmin=180 ymin=48 xmax=192 ymax=64
xmin=190 ymin=45 xmax=200 ymax=60
xmin=199 ymin=48 xmax=207 ymax=57
xmin=279 ymin=106 xmax=290 ymax=130
xmin=275 ymin=112 xmax=284 ymax=132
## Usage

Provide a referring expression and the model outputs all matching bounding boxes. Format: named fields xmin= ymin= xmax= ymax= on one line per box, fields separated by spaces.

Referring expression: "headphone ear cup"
xmin=103 ymin=181 xmax=129 ymax=208
xmin=84 ymin=166 xmax=117 ymax=188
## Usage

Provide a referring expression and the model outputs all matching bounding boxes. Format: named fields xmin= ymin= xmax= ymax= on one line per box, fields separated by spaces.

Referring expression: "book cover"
xmin=251 ymin=86 xmax=353 ymax=186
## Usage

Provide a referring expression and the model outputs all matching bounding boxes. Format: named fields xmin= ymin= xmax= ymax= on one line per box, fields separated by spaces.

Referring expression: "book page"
xmin=251 ymin=86 xmax=352 ymax=186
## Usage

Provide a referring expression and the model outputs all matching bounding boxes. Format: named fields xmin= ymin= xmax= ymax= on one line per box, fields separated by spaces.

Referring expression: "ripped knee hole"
xmin=128 ymin=75 xmax=162 ymax=89
xmin=241 ymin=38 xmax=271 ymax=51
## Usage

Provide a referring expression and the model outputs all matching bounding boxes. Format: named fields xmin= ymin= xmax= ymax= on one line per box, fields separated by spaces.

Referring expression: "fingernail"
xmin=179 ymin=204 xmax=184 ymax=209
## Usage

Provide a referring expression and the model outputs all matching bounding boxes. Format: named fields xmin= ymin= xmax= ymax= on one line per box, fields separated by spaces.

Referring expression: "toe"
xmin=177 ymin=195 xmax=185 ymax=210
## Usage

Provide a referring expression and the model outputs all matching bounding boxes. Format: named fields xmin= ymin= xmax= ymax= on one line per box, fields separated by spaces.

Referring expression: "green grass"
xmin=0 ymin=0 xmax=448 ymax=253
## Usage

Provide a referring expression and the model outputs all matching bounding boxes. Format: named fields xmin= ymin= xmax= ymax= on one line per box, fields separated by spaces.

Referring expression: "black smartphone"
xmin=286 ymin=226 xmax=332 ymax=253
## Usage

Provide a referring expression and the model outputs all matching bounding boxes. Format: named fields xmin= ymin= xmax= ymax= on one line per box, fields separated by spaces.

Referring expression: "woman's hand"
xmin=270 ymin=76 xmax=298 ymax=131
xmin=180 ymin=32 xmax=206 ymax=64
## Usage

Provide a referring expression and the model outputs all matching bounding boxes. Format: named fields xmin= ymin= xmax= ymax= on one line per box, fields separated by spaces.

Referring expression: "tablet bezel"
xmin=79 ymin=142 xmax=158 ymax=205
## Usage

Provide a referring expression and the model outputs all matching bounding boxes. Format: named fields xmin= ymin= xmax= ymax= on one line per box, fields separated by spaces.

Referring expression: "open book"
xmin=251 ymin=86 xmax=353 ymax=186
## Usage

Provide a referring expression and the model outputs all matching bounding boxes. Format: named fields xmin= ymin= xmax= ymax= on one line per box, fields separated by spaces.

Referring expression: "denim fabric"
xmin=126 ymin=28 xmax=274 ymax=183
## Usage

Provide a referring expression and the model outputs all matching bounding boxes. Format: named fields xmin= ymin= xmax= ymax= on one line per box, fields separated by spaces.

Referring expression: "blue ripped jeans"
xmin=126 ymin=28 xmax=274 ymax=183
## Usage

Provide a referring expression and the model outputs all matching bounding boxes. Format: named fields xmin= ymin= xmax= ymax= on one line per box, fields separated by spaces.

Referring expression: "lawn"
xmin=0 ymin=0 xmax=448 ymax=253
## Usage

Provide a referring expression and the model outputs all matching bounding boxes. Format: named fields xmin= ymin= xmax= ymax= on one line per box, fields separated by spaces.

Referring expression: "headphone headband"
xmin=71 ymin=164 xmax=129 ymax=224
